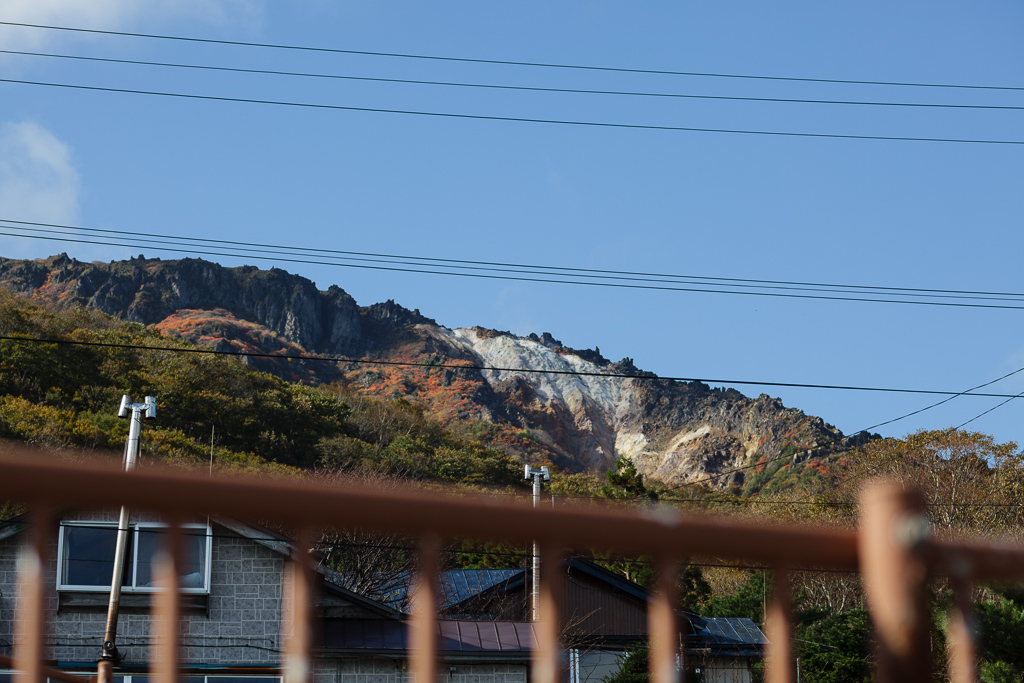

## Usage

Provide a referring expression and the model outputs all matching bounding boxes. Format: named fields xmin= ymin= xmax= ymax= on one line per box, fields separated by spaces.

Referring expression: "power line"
xmin=7 ymin=217 xmax=1024 ymax=302
xmin=2 ymin=20 xmax=1022 ymax=93
xmin=5 ymin=48 xmax=1024 ymax=112
xmin=862 ymin=365 xmax=1024 ymax=432
xmin=7 ymin=225 xmax=1024 ymax=310
xmin=2 ymin=77 xmax=1022 ymax=146
xmin=1 ymin=333 xmax=1021 ymax=399
xmin=800 ymin=386 xmax=1024 ymax=501
xmin=641 ymin=360 xmax=1024 ymax=498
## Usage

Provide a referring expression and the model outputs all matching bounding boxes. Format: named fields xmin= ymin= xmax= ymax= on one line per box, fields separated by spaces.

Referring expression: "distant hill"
xmin=0 ymin=253 xmax=876 ymax=493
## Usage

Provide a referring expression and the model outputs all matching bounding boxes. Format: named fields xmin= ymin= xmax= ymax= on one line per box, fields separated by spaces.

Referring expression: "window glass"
xmin=60 ymin=523 xmax=208 ymax=591
xmin=181 ymin=528 xmax=208 ymax=589
xmin=60 ymin=525 xmax=132 ymax=587
xmin=135 ymin=528 xmax=159 ymax=588
xmin=135 ymin=527 xmax=208 ymax=589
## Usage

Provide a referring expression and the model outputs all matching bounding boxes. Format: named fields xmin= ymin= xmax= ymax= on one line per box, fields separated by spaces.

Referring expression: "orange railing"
xmin=0 ymin=450 xmax=1021 ymax=683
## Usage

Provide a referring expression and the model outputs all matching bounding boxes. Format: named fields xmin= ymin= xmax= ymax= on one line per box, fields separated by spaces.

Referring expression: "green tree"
xmin=602 ymin=457 xmax=658 ymax=501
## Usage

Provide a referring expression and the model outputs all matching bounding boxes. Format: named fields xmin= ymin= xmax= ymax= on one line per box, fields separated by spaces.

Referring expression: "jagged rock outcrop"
xmin=0 ymin=254 xmax=363 ymax=354
xmin=0 ymin=254 xmax=870 ymax=488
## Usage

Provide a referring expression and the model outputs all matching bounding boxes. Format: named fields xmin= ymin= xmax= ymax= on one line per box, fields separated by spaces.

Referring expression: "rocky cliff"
xmin=0 ymin=254 xmax=870 ymax=490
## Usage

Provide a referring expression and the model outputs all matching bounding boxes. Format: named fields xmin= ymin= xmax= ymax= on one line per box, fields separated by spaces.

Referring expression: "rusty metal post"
xmin=410 ymin=534 xmax=441 ymax=683
xmin=533 ymin=545 xmax=564 ymax=683
xmin=948 ymin=577 xmax=978 ymax=683
xmin=284 ymin=527 xmax=315 ymax=683
xmin=649 ymin=558 xmax=680 ymax=683
xmin=860 ymin=481 xmax=932 ymax=683
xmin=153 ymin=520 xmax=183 ymax=683
xmin=765 ymin=568 xmax=793 ymax=683
xmin=15 ymin=508 xmax=54 ymax=683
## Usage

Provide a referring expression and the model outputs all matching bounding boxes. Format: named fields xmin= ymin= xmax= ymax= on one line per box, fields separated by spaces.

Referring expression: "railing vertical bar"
xmin=860 ymin=481 xmax=932 ymax=683
xmin=649 ymin=558 xmax=680 ymax=683
xmin=14 ymin=507 xmax=54 ymax=683
xmin=532 ymin=545 xmax=564 ymax=683
xmin=948 ymin=577 xmax=977 ymax=683
xmin=764 ymin=568 xmax=793 ymax=683
xmin=410 ymin=534 xmax=441 ymax=683
xmin=153 ymin=519 xmax=183 ymax=683
xmin=284 ymin=527 xmax=315 ymax=683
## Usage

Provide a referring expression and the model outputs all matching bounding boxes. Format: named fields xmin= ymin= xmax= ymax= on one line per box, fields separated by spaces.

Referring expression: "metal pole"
xmin=100 ymin=396 xmax=155 ymax=676
xmin=523 ymin=465 xmax=549 ymax=622
xmin=532 ymin=471 xmax=542 ymax=622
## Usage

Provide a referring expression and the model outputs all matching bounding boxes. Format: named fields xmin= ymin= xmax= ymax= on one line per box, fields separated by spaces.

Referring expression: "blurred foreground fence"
xmin=0 ymin=452 xmax=1022 ymax=683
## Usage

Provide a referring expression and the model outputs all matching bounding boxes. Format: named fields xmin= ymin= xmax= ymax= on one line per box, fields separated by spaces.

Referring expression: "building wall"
xmin=692 ymin=655 xmax=753 ymax=683
xmin=0 ymin=517 xmax=529 ymax=683
xmin=316 ymin=659 xmax=526 ymax=683
xmin=0 ymin=514 xmax=284 ymax=668
xmin=563 ymin=570 xmax=646 ymax=640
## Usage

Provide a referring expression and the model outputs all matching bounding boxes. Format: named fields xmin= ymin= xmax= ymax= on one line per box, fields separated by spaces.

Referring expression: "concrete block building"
xmin=0 ymin=514 xmax=531 ymax=683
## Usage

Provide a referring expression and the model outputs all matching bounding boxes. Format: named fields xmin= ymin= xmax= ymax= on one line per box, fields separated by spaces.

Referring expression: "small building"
xmin=0 ymin=513 xmax=528 ymax=683
xmin=0 ymin=515 xmax=762 ymax=683
xmin=431 ymin=560 xmax=766 ymax=683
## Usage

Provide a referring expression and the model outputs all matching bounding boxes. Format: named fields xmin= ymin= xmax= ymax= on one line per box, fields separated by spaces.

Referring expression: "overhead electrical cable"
xmin=5 ymin=224 xmax=1024 ymax=310
xmin=8 ymin=220 xmax=1024 ymax=303
xmin=861 ymin=364 xmax=1024 ymax=432
xmin=7 ymin=218 xmax=1024 ymax=301
xmin=1 ymin=334 xmax=1021 ymax=399
xmin=795 ymin=383 xmax=1024 ymax=502
xmin=3 ymin=48 xmax=1023 ymax=112
xmin=642 ymin=360 xmax=1024 ymax=498
xmin=2 ymin=20 xmax=1023 ymax=93
xmin=18 ymin=223 xmax=989 ymax=299
xmin=1 ymin=77 xmax=1021 ymax=146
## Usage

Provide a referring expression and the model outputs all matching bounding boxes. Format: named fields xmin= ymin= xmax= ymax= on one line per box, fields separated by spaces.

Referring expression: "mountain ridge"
xmin=0 ymin=253 xmax=874 ymax=490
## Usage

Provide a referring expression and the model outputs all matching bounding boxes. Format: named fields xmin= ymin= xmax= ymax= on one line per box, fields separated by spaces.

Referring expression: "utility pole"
xmin=98 ymin=395 xmax=156 ymax=683
xmin=524 ymin=465 xmax=550 ymax=622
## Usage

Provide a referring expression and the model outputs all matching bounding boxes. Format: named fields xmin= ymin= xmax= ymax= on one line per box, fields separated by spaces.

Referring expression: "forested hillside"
xmin=0 ymin=290 xmax=522 ymax=485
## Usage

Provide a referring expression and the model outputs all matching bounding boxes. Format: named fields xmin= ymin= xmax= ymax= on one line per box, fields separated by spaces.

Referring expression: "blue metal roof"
xmin=440 ymin=569 xmax=523 ymax=608
xmin=321 ymin=619 xmax=536 ymax=657
xmin=687 ymin=617 xmax=766 ymax=655
xmin=361 ymin=569 xmax=524 ymax=612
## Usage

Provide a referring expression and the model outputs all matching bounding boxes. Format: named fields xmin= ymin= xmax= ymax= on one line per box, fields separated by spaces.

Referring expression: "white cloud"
xmin=0 ymin=121 xmax=79 ymax=258
xmin=0 ymin=0 xmax=264 ymax=52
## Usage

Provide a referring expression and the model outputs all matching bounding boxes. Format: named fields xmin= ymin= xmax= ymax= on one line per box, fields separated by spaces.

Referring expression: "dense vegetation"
xmin=0 ymin=291 xmax=521 ymax=485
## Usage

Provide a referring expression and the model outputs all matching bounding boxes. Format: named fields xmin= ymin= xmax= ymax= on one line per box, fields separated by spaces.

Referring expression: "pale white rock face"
xmin=447 ymin=328 xmax=629 ymax=416
xmin=614 ymin=432 xmax=648 ymax=460
xmin=421 ymin=325 xmax=838 ymax=486
xmin=670 ymin=425 xmax=712 ymax=450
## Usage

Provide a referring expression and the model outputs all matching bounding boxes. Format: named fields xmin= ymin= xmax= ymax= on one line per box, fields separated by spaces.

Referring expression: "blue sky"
xmin=0 ymin=1 xmax=1022 ymax=448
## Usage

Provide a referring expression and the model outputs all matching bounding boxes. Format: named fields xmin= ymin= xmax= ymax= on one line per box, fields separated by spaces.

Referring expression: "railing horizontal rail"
xmin=0 ymin=454 xmax=858 ymax=569
xmin=930 ymin=537 xmax=1024 ymax=582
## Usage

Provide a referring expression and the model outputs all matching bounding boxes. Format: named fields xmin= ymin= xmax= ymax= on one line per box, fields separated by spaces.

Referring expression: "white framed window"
xmin=57 ymin=522 xmax=212 ymax=593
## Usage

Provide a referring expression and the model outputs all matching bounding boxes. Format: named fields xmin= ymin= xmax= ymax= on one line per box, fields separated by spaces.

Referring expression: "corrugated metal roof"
xmin=441 ymin=569 xmax=523 ymax=607
xmin=320 ymin=619 xmax=535 ymax=656
xmin=686 ymin=617 xmax=766 ymax=655
xmin=356 ymin=569 xmax=524 ymax=612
